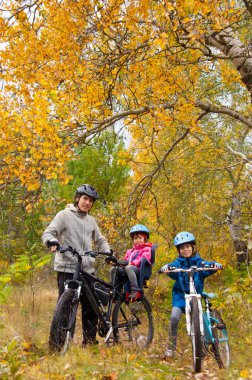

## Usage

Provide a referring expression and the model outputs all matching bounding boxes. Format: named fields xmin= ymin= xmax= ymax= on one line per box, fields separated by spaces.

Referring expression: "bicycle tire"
xmin=190 ymin=297 xmax=203 ymax=373
xmin=112 ymin=295 xmax=154 ymax=349
xmin=49 ymin=289 xmax=78 ymax=352
xmin=211 ymin=309 xmax=230 ymax=368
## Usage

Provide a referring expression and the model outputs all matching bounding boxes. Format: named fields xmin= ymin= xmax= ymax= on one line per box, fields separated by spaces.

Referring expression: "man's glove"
xmin=47 ymin=240 xmax=60 ymax=249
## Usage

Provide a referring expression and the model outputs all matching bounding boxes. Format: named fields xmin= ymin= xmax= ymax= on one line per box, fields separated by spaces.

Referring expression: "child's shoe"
xmin=164 ymin=349 xmax=175 ymax=358
xmin=129 ymin=286 xmax=140 ymax=299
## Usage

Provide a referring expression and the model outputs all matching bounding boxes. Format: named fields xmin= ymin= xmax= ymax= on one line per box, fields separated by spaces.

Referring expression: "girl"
xmin=124 ymin=224 xmax=153 ymax=298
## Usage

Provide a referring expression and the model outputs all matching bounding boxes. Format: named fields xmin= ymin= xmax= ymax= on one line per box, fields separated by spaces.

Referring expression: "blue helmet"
xmin=130 ymin=224 xmax=150 ymax=238
xmin=174 ymin=231 xmax=196 ymax=247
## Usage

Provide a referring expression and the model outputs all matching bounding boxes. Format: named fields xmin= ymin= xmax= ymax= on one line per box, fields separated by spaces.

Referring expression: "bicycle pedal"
xmin=216 ymin=322 xmax=226 ymax=330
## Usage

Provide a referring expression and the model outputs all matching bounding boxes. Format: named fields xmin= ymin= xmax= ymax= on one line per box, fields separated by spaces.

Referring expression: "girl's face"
xmin=133 ymin=233 xmax=146 ymax=246
xmin=178 ymin=243 xmax=194 ymax=258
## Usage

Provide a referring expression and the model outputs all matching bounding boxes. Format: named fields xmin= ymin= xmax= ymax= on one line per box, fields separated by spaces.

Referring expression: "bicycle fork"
xmin=185 ymin=294 xmax=204 ymax=336
xmin=65 ymin=280 xmax=82 ymax=330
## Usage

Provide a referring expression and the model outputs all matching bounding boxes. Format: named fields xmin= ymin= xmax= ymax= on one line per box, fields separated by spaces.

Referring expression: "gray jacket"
xmin=42 ymin=204 xmax=110 ymax=273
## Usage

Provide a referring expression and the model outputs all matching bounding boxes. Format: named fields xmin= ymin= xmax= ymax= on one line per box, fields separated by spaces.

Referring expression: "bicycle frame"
xmin=61 ymin=247 xmax=139 ymax=344
xmin=184 ymin=269 xmax=205 ymax=338
xmin=202 ymin=293 xmax=228 ymax=347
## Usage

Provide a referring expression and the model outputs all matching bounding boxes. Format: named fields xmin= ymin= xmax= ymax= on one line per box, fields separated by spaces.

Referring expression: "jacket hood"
xmin=132 ymin=242 xmax=153 ymax=250
xmin=65 ymin=203 xmax=87 ymax=216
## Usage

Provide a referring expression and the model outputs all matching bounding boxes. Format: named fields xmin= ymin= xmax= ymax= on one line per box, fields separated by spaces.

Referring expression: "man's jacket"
xmin=42 ymin=204 xmax=110 ymax=273
xmin=166 ymin=253 xmax=217 ymax=310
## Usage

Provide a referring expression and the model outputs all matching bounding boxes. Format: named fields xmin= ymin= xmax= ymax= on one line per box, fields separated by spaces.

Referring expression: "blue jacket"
xmin=167 ymin=253 xmax=217 ymax=310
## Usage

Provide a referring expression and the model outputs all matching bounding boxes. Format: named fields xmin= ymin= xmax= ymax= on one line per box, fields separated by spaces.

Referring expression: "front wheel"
xmin=211 ymin=309 xmax=230 ymax=368
xmin=190 ymin=297 xmax=203 ymax=373
xmin=49 ymin=289 xmax=78 ymax=352
xmin=112 ymin=295 xmax=154 ymax=349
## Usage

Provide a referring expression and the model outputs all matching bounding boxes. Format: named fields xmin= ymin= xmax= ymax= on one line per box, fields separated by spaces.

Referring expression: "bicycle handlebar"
xmin=59 ymin=246 xmax=113 ymax=258
xmin=159 ymin=264 xmax=223 ymax=274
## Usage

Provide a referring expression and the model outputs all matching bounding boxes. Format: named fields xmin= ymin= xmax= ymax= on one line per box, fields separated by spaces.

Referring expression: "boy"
xmin=160 ymin=231 xmax=222 ymax=358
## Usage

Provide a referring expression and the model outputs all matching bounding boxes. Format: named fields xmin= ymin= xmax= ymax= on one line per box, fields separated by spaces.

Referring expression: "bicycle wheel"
xmin=112 ymin=295 xmax=154 ymax=349
xmin=211 ymin=309 xmax=230 ymax=368
xmin=49 ymin=289 xmax=78 ymax=352
xmin=190 ymin=297 xmax=203 ymax=373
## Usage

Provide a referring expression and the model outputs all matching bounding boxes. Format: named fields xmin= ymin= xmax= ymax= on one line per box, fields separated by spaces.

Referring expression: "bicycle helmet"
xmin=75 ymin=184 xmax=99 ymax=200
xmin=174 ymin=231 xmax=196 ymax=247
xmin=130 ymin=224 xmax=150 ymax=238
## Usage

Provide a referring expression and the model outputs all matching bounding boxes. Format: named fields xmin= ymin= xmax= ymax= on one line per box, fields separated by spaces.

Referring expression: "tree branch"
xmin=196 ymin=101 xmax=252 ymax=128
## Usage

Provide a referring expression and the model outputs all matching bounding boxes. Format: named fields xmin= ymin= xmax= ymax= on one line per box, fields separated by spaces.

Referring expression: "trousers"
xmin=168 ymin=306 xmax=183 ymax=350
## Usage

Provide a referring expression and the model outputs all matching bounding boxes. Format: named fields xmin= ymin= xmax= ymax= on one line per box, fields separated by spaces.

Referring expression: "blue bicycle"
xmin=160 ymin=265 xmax=230 ymax=373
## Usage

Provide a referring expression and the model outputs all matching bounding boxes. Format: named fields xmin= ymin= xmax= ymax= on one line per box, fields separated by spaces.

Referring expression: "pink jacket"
xmin=124 ymin=242 xmax=153 ymax=267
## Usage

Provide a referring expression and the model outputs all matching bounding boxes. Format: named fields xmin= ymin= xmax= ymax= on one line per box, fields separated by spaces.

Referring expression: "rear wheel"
xmin=190 ymin=298 xmax=203 ymax=373
xmin=211 ymin=310 xmax=230 ymax=368
xmin=49 ymin=289 xmax=78 ymax=352
xmin=112 ymin=295 xmax=154 ymax=349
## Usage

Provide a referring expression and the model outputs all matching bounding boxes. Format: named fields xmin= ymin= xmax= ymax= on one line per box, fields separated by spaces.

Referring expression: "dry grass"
xmin=0 ymin=272 xmax=252 ymax=379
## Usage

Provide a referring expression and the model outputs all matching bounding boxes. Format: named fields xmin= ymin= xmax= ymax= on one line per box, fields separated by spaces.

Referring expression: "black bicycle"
xmin=49 ymin=246 xmax=154 ymax=352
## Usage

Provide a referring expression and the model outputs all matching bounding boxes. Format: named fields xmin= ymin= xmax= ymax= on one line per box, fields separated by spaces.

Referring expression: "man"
xmin=42 ymin=184 xmax=111 ymax=345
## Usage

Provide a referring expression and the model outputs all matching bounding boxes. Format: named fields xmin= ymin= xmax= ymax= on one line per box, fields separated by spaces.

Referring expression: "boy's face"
xmin=178 ymin=243 xmax=193 ymax=258
xmin=133 ymin=233 xmax=146 ymax=245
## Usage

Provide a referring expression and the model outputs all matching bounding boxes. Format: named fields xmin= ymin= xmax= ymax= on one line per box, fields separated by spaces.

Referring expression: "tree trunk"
xmin=206 ymin=27 xmax=252 ymax=100
xmin=227 ymin=194 xmax=248 ymax=266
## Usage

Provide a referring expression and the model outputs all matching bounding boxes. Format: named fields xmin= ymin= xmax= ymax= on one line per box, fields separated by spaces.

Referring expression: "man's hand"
xmin=47 ymin=240 xmax=60 ymax=252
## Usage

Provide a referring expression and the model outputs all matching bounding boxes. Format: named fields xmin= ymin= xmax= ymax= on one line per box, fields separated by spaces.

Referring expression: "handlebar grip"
xmin=60 ymin=246 xmax=73 ymax=253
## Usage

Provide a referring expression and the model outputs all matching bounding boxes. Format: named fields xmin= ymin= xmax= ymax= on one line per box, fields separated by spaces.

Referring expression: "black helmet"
xmin=75 ymin=184 xmax=99 ymax=200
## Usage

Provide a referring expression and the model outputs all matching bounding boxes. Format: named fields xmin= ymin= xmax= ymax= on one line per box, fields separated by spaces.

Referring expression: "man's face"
xmin=77 ymin=194 xmax=94 ymax=213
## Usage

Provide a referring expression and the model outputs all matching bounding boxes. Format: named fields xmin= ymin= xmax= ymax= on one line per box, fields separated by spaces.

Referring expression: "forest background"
xmin=0 ymin=0 xmax=251 ymax=379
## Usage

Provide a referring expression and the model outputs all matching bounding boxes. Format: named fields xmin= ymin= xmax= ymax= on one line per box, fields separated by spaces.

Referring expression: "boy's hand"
xmin=214 ymin=262 xmax=223 ymax=270
xmin=159 ymin=264 xmax=170 ymax=273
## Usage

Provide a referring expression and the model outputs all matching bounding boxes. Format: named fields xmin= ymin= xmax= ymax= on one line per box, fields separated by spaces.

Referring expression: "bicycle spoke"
xmin=112 ymin=295 xmax=154 ymax=349
xmin=211 ymin=310 xmax=230 ymax=368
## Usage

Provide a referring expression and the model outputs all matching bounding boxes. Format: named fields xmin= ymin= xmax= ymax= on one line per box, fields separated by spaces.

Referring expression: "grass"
xmin=0 ymin=270 xmax=252 ymax=379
